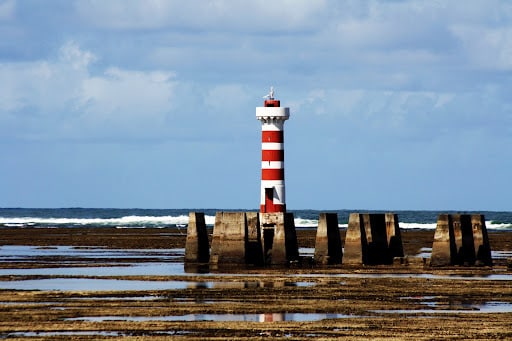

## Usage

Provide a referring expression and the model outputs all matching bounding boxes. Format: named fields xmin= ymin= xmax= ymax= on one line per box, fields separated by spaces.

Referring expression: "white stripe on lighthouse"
xmin=261 ymin=142 xmax=284 ymax=150
xmin=261 ymin=161 xmax=284 ymax=169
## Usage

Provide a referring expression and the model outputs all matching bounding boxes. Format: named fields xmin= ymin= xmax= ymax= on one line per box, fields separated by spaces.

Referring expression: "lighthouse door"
xmin=264 ymin=188 xmax=273 ymax=212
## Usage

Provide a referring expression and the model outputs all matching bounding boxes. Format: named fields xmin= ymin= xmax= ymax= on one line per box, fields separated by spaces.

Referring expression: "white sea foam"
xmin=205 ymin=215 xmax=216 ymax=226
xmin=0 ymin=215 xmax=190 ymax=227
xmin=399 ymin=222 xmax=437 ymax=230
xmin=0 ymin=216 xmax=510 ymax=230
xmin=487 ymin=221 xmax=512 ymax=230
xmin=294 ymin=218 xmax=318 ymax=228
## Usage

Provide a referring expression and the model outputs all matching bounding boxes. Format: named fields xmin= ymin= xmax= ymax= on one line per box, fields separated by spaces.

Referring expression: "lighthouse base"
xmin=260 ymin=212 xmax=299 ymax=266
xmin=199 ymin=211 xmax=298 ymax=267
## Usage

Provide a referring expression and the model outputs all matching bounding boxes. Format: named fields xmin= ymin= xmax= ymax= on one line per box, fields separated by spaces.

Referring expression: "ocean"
xmin=0 ymin=208 xmax=511 ymax=230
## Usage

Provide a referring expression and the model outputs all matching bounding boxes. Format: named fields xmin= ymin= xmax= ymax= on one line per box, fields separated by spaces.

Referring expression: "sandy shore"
xmin=0 ymin=228 xmax=511 ymax=340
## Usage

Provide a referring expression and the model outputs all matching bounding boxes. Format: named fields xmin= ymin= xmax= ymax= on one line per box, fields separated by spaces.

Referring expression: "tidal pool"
xmin=0 ymin=245 xmax=182 ymax=260
xmin=1 ymin=244 xmax=511 ymax=293
xmin=4 ymin=331 xmax=123 ymax=338
xmin=67 ymin=312 xmax=353 ymax=322
xmin=0 ymin=278 xmax=316 ymax=291
xmin=373 ymin=301 xmax=512 ymax=314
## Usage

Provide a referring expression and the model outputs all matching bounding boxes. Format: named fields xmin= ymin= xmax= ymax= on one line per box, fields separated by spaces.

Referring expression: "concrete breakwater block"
xmin=343 ymin=213 xmax=404 ymax=265
xmin=246 ymin=212 xmax=264 ymax=265
xmin=210 ymin=212 xmax=249 ymax=265
xmin=314 ymin=213 xmax=342 ymax=265
xmin=205 ymin=211 xmax=298 ymax=266
xmin=184 ymin=212 xmax=210 ymax=263
xmin=431 ymin=214 xmax=492 ymax=266
xmin=266 ymin=212 xmax=299 ymax=265
xmin=385 ymin=213 xmax=404 ymax=261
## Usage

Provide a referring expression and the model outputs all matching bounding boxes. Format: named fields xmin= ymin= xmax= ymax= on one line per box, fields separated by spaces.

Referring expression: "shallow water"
xmin=0 ymin=263 xmax=185 ymax=276
xmin=374 ymin=301 xmax=512 ymax=314
xmin=1 ymin=273 xmax=510 ymax=291
xmin=415 ymin=248 xmax=511 ymax=260
xmin=64 ymin=302 xmax=512 ymax=322
xmin=492 ymin=250 xmax=512 ymax=259
xmin=4 ymin=331 xmax=123 ymax=337
xmin=0 ymin=278 xmax=315 ymax=291
xmin=67 ymin=312 xmax=353 ymax=322
xmin=3 ymin=331 xmax=193 ymax=337
xmin=0 ymin=245 xmax=181 ymax=260
xmin=1 ymin=245 xmax=511 ymax=292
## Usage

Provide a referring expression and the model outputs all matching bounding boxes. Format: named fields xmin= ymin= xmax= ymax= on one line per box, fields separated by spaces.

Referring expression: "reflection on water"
xmin=0 ymin=245 xmax=186 ymax=276
xmin=206 ymin=281 xmax=314 ymax=289
xmin=416 ymin=248 xmax=512 ymax=261
xmin=0 ymin=263 xmax=185 ymax=277
xmin=492 ymin=250 xmax=512 ymax=259
xmin=374 ymin=301 xmax=512 ymax=314
xmin=0 ymin=278 xmax=316 ymax=291
xmin=0 ymin=278 xmax=192 ymax=291
xmin=4 ymin=331 xmax=122 ymax=337
xmin=72 ymin=295 xmax=163 ymax=301
xmin=68 ymin=312 xmax=352 ymax=322
xmin=299 ymin=247 xmax=315 ymax=257
xmin=4 ymin=330 xmax=193 ymax=338
xmin=415 ymin=247 xmax=432 ymax=259
xmin=0 ymin=245 xmax=182 ymax=260
xmin=1 ymin=244 xmax=511 ymax=293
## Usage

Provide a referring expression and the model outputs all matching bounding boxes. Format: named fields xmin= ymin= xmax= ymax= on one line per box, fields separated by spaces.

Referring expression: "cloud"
xmin=0 ymin=41 xmax=177 ymax=141
xmin=75 ymin=0 xmax=327 ymax=32
xmin=203 ymin=84 xmax=251 ymax=116
xmin=0 ymin=0 xmax=15 ymax=21
xmin=77 ymin=67 xmax=175 ymax=133
xmin=451 ymin=25 xmax=512 ymax=70
xmin=287 ymin=87 xmax=512 ymax=144
xmin=59 ymin=41 xmax=97 ymax=70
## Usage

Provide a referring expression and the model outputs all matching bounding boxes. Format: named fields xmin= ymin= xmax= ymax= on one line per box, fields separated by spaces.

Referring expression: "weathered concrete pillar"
xmin=284 ymin=212 xmax=299 ymax=262
xmin=246 ymin=212 xmax=264 ymax=266
xmin=431 ymin=214 xmax=492 ymax=266
xmin=314 ymin=213 xmax=342 ymax=265
xmin=471 ymin=214 xmax=492 ymax=266
xmin=343 ymin=213 xmax=366 ymax=265
xmin=261 ymin=212 xmax=299 ymax=266
xmin=430 ymin=214 xmax=455 ymax=266
xmin=210 ymin=212 xmax=247 ymax=265
xmin=451 ymin=214 xmax=463 ymax=264
xmin=385 ymin=213 xmax=404 ymax=259
xmin=343 ymin=213 xmax=404 ymax=265
xmin=366 ymin=214 xmax=389 ymax=264
xmin=184 ymin=212 xmax=209 ymax=263
xmin=459 ymin=214 xmax=476 ymax=265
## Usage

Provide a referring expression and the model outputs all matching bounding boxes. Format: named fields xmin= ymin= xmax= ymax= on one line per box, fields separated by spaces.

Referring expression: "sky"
xmin=1 ymin=0 xmax=511 ymax=211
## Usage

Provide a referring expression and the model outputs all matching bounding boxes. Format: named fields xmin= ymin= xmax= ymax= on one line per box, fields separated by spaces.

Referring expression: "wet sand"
xmin=0 ymin=228 xmax=511 ymax=340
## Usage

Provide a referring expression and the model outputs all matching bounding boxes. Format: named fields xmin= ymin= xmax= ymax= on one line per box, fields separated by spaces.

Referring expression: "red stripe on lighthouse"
xmin=262 ymin=149 xmax=284 ymax=161
xmin=262 ymin=131 xmax=284 ymax=143
xmin=260 ymin=204 xmax=285 ymax=213
xmin=261 ymin=169 xmax=284 ymax=180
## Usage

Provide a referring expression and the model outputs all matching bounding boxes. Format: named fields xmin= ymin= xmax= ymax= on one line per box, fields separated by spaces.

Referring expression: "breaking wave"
xmin=0 ymin=209 xmax=511 ymax=230
xmin=0 ymin=215 xmax=190 ymax=228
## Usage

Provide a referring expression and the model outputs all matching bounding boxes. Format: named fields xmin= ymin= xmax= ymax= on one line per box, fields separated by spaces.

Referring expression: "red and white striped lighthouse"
xmin=256 ymin=87 xmax=290 ymax=213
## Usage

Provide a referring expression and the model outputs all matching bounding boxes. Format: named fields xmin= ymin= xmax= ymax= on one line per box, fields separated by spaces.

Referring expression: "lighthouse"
xmin=184 ymin=87 xmax=298 ymax=267
xmin=256 ymin=87 xmax=290 ymax=214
